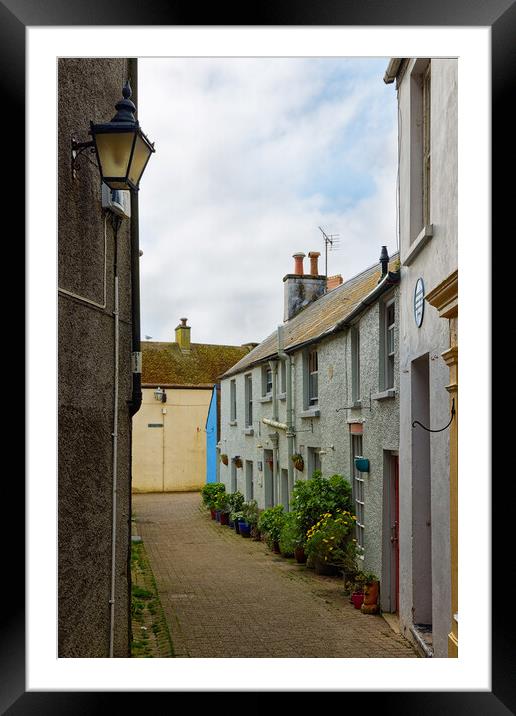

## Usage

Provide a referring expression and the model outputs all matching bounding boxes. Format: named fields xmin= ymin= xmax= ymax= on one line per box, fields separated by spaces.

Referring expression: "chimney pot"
xmin=379 ymin=246 xmax=389 ymax=277
xmin=292 ymin=252 xmax=306 ymax=276
xmin=308 ymin=251 xmax=321 ymax=275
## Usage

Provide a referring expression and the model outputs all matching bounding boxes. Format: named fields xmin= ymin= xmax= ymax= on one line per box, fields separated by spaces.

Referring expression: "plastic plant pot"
xmin=352 ymin=592 xmax=364 ymax=609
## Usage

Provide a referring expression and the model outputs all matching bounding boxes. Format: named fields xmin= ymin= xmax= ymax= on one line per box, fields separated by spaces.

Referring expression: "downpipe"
xmin=277 ymin=326 xmax=295 ymax=498
xmin=109 ymin=215 xmax=122 ymax=657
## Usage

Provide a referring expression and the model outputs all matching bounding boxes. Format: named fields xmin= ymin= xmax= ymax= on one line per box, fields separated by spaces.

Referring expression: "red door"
xmin=391 ymin=456 xmax=400 ymax=613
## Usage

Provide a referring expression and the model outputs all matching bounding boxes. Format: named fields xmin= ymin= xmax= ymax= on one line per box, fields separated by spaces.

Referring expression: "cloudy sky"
xmin=137 ymin=57 xmax=398 ymax=347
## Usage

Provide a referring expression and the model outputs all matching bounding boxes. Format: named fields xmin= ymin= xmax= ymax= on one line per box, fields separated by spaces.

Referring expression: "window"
xmin=422 ymin=63 xmax=431 ymax=227
xmin=244 ymin=374 xmax=253 ymax=428
xmin=385 ymin=300 xmax=395 ymax=390
xmin=230 ymin=379 xmax=236 ymax=422
xmin=307 ymin=447 xmax=321 ymax=477
xmin=409 ymin=59 xmax=431 ymax=244
xmin=280 ymin=360 xmax=286 ymax=395
xmin=352 ymin=435 xmax=365 ymax=551
xmin=262 ymin=365 xmax=272 ymax=396
xmin=308 ymin=349 xmax=318 ymax=405
xmin=351 ymin=326 xmax=360 ymax=402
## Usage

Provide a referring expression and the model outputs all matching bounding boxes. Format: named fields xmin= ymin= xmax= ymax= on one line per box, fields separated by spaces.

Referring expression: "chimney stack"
xmin=283 ymin=251 xmax=326 ymax=322
xmin=308 ymin=251 xmax=321 ymax=276
xmin=175 ymin=317 xmax=191 ymax=352
xmin=380 ymin=246 xmax=389 ymax=277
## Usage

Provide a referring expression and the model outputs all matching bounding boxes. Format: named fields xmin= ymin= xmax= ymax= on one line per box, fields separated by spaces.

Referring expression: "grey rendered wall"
xmin=220 ymin=283 xmax=399 ymax=600
xmin=58 ymin=59 xmax=132 ymax=657
xmin=397 ymin=58 xmax=457 ymax=657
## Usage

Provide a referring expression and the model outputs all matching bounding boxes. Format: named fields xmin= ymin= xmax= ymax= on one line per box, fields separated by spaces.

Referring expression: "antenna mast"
xmin=318 ymin=227 xmax=340 ymax=277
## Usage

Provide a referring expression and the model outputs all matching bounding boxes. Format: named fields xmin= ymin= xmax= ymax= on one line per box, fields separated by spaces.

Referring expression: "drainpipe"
xmin=277 ymin=326 xmax=295 ymax=499
xmin=109 ymin=215 xmax=122 ymax=658
xmin=269 ymin=359 xmax=280 ymax=504
xmin=128 ymin=57 xmax=142 ymax=418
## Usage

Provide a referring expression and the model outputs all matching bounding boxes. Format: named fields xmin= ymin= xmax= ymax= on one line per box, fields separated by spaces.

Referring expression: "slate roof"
xmin=222 ymin=253 xmax=400 ymax=379
xmin=141 ymin=341 xmax=253 ymax=388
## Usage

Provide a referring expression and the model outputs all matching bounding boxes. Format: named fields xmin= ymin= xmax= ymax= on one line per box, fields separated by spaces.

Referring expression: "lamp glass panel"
xmin=128 ymin=133 xmax=153 ymax=187
xmin=95 ymin=131 xmax=135 ymax=181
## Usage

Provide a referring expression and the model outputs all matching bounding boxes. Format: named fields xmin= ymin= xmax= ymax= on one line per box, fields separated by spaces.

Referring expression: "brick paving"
xmin=133 ymin=492 xmax=418 ymax=658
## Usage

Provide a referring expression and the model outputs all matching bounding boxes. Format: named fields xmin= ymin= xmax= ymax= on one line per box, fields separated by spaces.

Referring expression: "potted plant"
xmin=201 ymin=483 xmax=226 ymax=519
xmin=232 ymin=510 xmax=244 ymax=534
xmin=305 ymin=509 xmax=356 ymax=576
xmin=239 ymin=499 xmax=259 ymax=538
xmin=257 ymin=505 xmax=285 ymax=553
xmin=351 ymin=571 xmax=366 ymax=609
xmin=291 ymin=453 xmax=304 ymax=472
xmin=233 ymin=456 xmax=243 ymax=469
xmin=214 ymin=491 xmax=230 ymax=525
xmin=226 ymin=491 xmax=244 ymax=529
xmin=360 ymin=572 xmax=380 ymax=614
xmin=220 ymin=453 xmax=229 ymax=466
xmin=278 ymin=511 xmax=305 ymax=560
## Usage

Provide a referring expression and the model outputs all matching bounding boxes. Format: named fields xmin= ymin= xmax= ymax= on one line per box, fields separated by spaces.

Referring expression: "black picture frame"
xmin=8 ymin=0 xmax=512 ymax=711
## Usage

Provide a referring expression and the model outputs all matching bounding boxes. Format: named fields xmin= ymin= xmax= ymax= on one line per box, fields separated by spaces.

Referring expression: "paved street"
xmin=133 ymin=492 xmax=418 ymax=658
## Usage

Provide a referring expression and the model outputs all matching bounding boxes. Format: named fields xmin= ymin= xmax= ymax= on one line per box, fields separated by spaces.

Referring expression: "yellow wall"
xmin=132 ymin=387 xmax=212 ymax=492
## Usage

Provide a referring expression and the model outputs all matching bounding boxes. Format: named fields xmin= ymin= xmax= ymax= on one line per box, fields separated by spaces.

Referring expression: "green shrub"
xmin=201 ymin=482 xmax=225 ymax=509
xmin=241 ymin=499 xmax=259 ymax=527
xmin=278 ymin=511 xmax=304 ymax=557
xmin=305 ymin=509 xmax=356 ymax=567
xmin=290 ymin=471 xmax=353 ymax=535
xmin=257 ymin=505 xmax=286 ymax=548
xmin=226 ymin=491 xmax=245 ymax=520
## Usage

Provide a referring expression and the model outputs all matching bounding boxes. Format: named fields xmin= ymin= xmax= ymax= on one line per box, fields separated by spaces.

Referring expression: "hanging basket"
xmin=220 ymin=454 xmax=228 ymax=465
xmin=233 ymin=457 xmax=243 ymax=469
xmin=291 ymin=454 xmax=304 ymax=471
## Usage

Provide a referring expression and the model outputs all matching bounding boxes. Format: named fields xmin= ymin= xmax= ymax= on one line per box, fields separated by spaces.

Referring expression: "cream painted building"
xmin=132 ymin=319 xmax=253 ymax=493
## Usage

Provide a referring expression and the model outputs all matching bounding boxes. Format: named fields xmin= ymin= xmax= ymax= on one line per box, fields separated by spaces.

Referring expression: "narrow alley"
xmin=132 ymin=492 xmax=417 ymax=658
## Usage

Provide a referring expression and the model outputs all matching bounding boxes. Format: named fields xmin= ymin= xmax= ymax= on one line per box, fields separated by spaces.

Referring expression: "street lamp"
xmin=71 ymin=80 xmax=155 ymax=191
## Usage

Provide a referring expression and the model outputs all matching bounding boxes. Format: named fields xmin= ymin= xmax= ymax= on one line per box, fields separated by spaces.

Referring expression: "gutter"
xmin=128 ymin=56 xmax=142 ymax=418
xmin=221 ymin=269 xmax=400 ymax=378
xmin=383 ymin=58 xmax=402 ymax=84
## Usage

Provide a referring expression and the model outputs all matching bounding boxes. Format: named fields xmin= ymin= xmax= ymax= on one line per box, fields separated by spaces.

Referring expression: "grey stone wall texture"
xmin=220 ymin=282 xmax=400 ymax=612
xmin=396 ymin=58 xmax=457 ymax=657
xmin=58 ymin=58 xmax=133 ymax=657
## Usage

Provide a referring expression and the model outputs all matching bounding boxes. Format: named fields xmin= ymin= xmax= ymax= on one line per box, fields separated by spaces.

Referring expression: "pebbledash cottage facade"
xmin=219 ymin=249 xmax=402 ymax=614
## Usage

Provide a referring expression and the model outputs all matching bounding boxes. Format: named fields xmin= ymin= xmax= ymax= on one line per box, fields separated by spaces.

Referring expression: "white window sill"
xmin=259 ymin=395 xmax=272 ymax=403
xmin=278 ymin=392 xmax=286 ymax=401
xmin=244 ymin=427 xmax=254 ymax=436
xmin=300 ymin=408 xmax=320 ymax=418
xmin=229 ymin=420 xmax=237 ymax=426
xmin=372 ymin=389 xmax=396 ymax=401
xmin=402 ymin=224 xmax=433 ymax=266
xmin=351 ymin=400 xmax=362 ymax=408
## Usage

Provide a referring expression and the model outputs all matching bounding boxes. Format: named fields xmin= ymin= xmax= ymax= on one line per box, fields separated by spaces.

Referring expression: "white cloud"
xmin=137 ymin=57 xmax=397 ymax=346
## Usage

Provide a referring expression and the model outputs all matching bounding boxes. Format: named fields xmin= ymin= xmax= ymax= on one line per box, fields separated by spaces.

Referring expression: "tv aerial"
xmin=318 ymin=226 xmax=340 ymax=277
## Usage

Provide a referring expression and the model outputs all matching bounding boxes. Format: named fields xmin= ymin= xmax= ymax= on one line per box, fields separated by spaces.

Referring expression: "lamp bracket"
xmin=71 ymin=136 xmax=96 ymax=179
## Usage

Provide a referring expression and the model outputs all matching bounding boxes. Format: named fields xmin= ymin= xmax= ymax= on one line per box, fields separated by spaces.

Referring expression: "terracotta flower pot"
xmin=272 ymin=541 xmax=281 ymax=554
xmin=352 ymin=592 xmax=364 ymax=609
xmin=361 ymin=580 xmax=380 ymax=614
xmin=210 ymin=509 xmax=217 ymax=520
xmin=294 ymin=546 xmax=307 ymax=564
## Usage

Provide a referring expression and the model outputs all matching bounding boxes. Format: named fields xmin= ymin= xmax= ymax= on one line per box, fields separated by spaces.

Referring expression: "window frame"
xmin=307 ymin=348 xmax=319 ymax=406
xmin=384 ymin=298 xmax=395 ymax=391
xmin=244 ymin=373 xmax=253 ymax=428
xmin=351 ymin=325 xmax=361 ymax=403
xmin=230 ymin=379 xmax=236 ymax=422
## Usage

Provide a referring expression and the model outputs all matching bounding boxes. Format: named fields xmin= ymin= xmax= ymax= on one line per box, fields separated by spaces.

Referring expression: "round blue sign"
xmin=414 ymin=278 xmax=425 ymax=327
